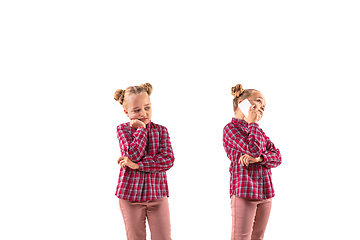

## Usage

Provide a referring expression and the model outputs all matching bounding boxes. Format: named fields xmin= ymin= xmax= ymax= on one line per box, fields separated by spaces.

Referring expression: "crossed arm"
xmin=116 ymin=124 xmax=174 ymax=173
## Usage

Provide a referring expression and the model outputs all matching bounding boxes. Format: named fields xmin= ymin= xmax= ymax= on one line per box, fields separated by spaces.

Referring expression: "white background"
xmin=1 ymin=1 xmax=359 ymax=239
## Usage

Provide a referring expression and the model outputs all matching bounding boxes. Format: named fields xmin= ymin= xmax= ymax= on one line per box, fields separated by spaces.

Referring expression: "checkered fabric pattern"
xmin=115 ymin=121 xmax=174 ymax=202
xmin=223 ymin=118 xmax=282 ymax=200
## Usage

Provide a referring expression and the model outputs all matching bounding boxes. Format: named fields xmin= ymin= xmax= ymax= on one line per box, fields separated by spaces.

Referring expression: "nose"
xmin=139 ymin=109 xmax=147 ymax=117
xmin=260 ymin=105 xmax=265 ymax=111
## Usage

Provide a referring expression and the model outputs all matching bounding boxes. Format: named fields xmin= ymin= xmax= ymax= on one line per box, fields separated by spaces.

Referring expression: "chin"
xmin=140 ymin=118 xmax=150 ymax=124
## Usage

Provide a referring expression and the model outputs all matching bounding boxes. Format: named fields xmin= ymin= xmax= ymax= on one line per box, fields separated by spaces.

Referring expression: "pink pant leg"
xmin=119 ymin=199 xmax=147 ymax=240
xmin=231 ymin=195 xmax=272 ymax=240
xmin=147 ymin=197 xmax=172 ymax=240
xmin=251 ymin=198 xmax=272 ymax=240
xmin=231 ymin=195 xmax=258 ymax=240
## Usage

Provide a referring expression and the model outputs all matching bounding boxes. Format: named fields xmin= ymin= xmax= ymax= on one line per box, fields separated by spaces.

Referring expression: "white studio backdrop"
xmin=1 ymin=1 xmax=359 ymax=239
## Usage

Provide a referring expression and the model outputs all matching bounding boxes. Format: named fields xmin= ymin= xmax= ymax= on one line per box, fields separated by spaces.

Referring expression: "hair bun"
xmin=140 ymin=83 xmax=153 ymax=96
xmin=114 ymin=89 xmax=126 ymax=105
xmin=231 ymin=84 xmax=245 ymax=98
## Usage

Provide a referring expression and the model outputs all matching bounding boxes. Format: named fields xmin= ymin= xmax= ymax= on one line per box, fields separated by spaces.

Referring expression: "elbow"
xmin=168 ymin=156 xmax=175 ymax=169
xmin=163 ymin=155 xmax=175 ymax=171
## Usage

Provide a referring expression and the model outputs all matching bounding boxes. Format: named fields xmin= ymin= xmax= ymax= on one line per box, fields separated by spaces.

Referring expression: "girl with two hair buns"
xmin=223 ymin=84 xmax=282 ymax=240
xmin=114 ymin=83 xmax=174 ymax=240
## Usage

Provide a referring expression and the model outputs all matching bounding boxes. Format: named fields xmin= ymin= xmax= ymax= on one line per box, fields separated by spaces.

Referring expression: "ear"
xmin=123 ymin=109 xmax=129 ymax=117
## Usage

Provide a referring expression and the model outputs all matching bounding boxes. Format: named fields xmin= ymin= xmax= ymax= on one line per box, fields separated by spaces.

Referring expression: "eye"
xmin=134 ymin=109 xmax=140 ymax=113
xmin=145 ymin=107 xmax=150 ymax=110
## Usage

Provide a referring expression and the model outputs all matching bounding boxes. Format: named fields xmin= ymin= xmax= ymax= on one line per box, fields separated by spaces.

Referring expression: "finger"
xmin=244 ymin=156 xmax=249 ymax=166
xmin=241 ymin=158 xmax=246 ymax=166
xmin=239 ymin=155 xmax=245 ymax=164
xmin=241 ymin=155 xmax=248 ymax=165
xmin=117 ymin=156 xmax=124 ymax=164
xmin=119 ymin=160 xmax=126 ymax=167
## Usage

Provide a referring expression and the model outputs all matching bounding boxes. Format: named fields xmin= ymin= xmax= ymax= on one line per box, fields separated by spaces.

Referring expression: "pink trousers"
xmin=231 ymin=195 xmax=272 ymax=240
xmin=119 ymin=197 xmax=171 ymax=240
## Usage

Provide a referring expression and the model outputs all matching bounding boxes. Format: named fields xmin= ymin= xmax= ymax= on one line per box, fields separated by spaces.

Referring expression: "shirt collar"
xmin=146 ymin=120 xmax=152 ymax=129
xmin=231 ymin=117 xmax=248 ymax=127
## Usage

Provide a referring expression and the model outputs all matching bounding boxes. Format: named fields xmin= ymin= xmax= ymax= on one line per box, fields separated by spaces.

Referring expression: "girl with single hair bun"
xmin=113 ymin=83 xmax=174 ymax=240
xmin=231 ymin=84 xmax=245 ymax=98
xmin=223 ymin=84 xmax=282 ymax=240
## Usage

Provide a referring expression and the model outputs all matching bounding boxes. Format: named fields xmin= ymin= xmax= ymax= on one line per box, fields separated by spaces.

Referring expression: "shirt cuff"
xmin=258 ymin=154 xmax=268 ymax=166
xmin=137 ymin=161 xmax=144 ymax=171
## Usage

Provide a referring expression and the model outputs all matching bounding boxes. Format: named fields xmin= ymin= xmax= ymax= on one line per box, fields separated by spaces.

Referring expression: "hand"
xmin=130 ymin=119 xmax=146 ymax=129
xmin=245 ymin=105 xmax=263 ymax=123
xmin=117 ymin=156 xmax=139 ymax=169
xmin=239 ymin=154 xmax=262 ymax=166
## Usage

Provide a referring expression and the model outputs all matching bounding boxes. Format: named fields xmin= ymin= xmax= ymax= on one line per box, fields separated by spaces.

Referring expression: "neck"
xmin=235 ymin=110 xmax=245 ymax=120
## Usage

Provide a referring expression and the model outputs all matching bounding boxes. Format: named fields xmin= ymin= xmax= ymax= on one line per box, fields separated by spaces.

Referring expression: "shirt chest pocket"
xmin=146 ymin=130 xmax=161 ymax=156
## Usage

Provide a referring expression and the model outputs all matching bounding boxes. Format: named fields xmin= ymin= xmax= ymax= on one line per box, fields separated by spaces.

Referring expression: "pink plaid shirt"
xmin=223 ymin=118 xmax=282 ymax=200
xmin=115 ymin=121 xmax=174 ymax=202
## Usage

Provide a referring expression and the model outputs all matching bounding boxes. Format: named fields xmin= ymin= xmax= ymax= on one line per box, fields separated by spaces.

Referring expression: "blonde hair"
xmin=114 ymin=83 xmax=153 ymax=109
xmin=231 ymin=84 xmax=257 ymax=112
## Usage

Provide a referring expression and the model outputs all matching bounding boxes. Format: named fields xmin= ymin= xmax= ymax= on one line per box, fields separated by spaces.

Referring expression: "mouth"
xmin=139 ymin=118 xmax=148 ymax=122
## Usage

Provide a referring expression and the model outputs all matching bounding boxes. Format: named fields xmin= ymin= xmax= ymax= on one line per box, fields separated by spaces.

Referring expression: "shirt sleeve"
xmin=137 ymin=126 xmax=175 ymax=173
xmin=117 ymin=125 xmax=148 ymax=162
xmin=258 ymin=134 xmax=282 ymax=169
xmin=223 ymin=122 xmax=266 ymax=159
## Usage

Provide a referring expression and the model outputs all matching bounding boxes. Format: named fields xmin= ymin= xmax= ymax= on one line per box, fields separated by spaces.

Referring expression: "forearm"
xmin=246 ymin=123 xmax=266 ymax=156
xmin=258 ymin=136 xmax=282 ymax=168
xmin=258 ymin=150 xmax=281 ymax=168
xmin=138 ymin=154 xmax=174 ymax=173
xmin=224 ymin=123 xmax=266 ymax=158
xmin=118 ymin=127 xmax=148 ymax=162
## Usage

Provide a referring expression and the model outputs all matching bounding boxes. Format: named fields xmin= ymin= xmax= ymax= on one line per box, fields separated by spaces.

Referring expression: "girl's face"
xmin=124 ymin=92 xmax=152 ymax=125
xmin=247 ymin=91 xmax=266 ymax=119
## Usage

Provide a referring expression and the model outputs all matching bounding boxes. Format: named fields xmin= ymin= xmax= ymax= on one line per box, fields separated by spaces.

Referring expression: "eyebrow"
xmin=257 ymin=97 xmax=266 ymax=106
